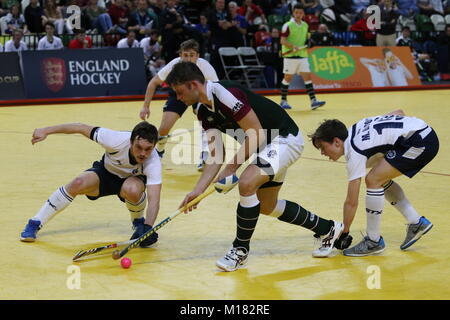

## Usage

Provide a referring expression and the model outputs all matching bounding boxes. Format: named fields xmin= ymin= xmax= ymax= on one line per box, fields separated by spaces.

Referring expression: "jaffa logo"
xmin=308 ymin=48 xmax=355 ymax=80
xmin=41 ymin=58 xmax=67 ymax=92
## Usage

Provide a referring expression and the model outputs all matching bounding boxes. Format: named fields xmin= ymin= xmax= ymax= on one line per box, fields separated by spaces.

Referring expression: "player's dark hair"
xmin=179 ymin=39 xmax=200 ymax=53
xmin=166 ymin=61 xmax=205 ymax=87
xmin=308 ymin=119 xmax=348 ymax=148
xmin=293 ymin=3 xmax=305 ymax=11
xmin=131 ymin=121 xmax=158 ymax=144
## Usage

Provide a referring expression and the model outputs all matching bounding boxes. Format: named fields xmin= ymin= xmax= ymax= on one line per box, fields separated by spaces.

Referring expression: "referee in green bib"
xmin=279 ymin=4 xmax=325 ymax=110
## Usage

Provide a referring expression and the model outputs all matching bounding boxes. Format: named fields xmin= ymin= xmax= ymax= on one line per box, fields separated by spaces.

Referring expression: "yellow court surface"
xmin=0 ymin=90 xmax=449 ymax=300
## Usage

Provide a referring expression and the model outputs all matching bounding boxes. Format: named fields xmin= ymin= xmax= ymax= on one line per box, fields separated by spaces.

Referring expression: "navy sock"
xmin=278 ymin=200 xmax=332 ymax=235
xmin=232 ymin=203 xmax=260 ymax=251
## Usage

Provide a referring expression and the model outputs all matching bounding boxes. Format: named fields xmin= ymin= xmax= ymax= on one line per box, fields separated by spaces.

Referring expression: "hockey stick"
xmin=158 ymin=128 xmax=197 ymax=143
xmin=73 ymin=239 xmax=135 ymax=261
xmin=112 ymin=188 xmax=216 ymax=259
xmin=281 ymin=45 xmax=308 ymax=57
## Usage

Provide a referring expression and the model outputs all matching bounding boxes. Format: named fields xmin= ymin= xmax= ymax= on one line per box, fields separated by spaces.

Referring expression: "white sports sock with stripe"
xmin=126 ymin=192 xmax=146 ymax=221
xmin=384 ymin=180 xmax=421 ymax=224
xmin=366 ymin=188 xmax=384 ymax=242
xmin=33 ymin=186 xmax=74 ymax=225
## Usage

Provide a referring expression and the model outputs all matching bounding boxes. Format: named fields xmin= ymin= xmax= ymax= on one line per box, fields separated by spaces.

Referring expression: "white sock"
xmin=240 ymin=194 xmax=260 ymax=208
xmin=268 ymin=200 xmax=286 ymax=218
xmin=384 ymin=180 xmax=421 ymax=224
xmin=366 ymin=188 xmax=384 ymax=242
xmin=33 ymin=186 xmax=74 ymax=225
xmin=126 ymin=192 xmax=146 ymax=222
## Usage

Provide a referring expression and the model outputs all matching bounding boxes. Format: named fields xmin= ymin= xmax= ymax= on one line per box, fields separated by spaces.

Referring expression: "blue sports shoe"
xmin=311 ymin=100 xmax=326 ymax=110
xmin=280 ymin=100 xmax=292 ymax=109
xmin=20 ymin=219 xmax=42 ymax=242
xmin=130 ymin=218 xmax=158 ymax=248
xmin=400 ymin=216 xmax=433 ymax=250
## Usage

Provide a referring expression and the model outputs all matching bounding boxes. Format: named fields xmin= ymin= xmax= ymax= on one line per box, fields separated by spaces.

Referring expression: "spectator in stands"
xmin=117 ymin=29 xmax=139 ymax=47
xmin=127 ymin=0 xmax=156 ymax=40
xmin=1 ymin=0 xmax=20 ymax=18
xmin=300 ymin=0 xmax=323 ymax=16
xmin=436 ymin=24 xmax=450 ymax=80
xmin=149 ymin=0 xmax=165 ymax=16
xmin=228 ymin=1 xmax=248 ymax=46
xmin=351 ymin=0 xmax=373 ymax=18
xmin=44 ymin=0 xmax=68 ymax=35
xmin=4 ymin=29 xmax=28 ymax=51
xmin=195 ymin=12 xmax=211 ymax=52
xmin=24 ymin=0 xmax=46 ymax=34
xmin=376 ymin=0 xmax=399 ymax=46
xmin=108 ymin=0 xmax=129 ymax=34
xmin=207 ymin=0 xmax=229 ymax=77
xmin=349 ymin=8 xmax=376 ymax=45
xmin=444 ymin=0 xmax=450 ymax=15
xmin=37 ymin=21 xmax=64 ymax=50
xmin=397 ymin=25 xmax=433 ymax=81
xmin=310 ymin=23 xmax=335 ymax=46
xmin=125 ymin=0 xmax=138 ymax=14
xmin=140 ymin=29 xmax=165 ymax=78
xmin=5 ymin=4 xmax=28 ymax=34
xmin=0 ymin=42 xmax=3 ymax=52
xmin=85 ymin=0 xmax=113 ymax=34
xmin=253 ymin=23 xmax=270 ymax=47
xmin=140 ymin=29 xmax=161 ymax=60
xmin=396 ymin=25 xmax=413 ymax=47
xmin=396 ymin=0 xmax=419 ymax=17
xmin=417 ymin=0 xmax=444 ymax=16
xmin=238 ymin=0 xmax=267 ymax=34
xmin=68 ymin=28 xmax=93 ymax=48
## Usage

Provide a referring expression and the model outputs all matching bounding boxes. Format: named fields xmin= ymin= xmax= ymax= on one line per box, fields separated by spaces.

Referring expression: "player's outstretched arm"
xmin=145 ymin=184 xmax=162 ymax=226
xmin=140 ymin=75 xmax=163 ymax=120
xmin=179 ymin=129 xmax=224 ymax=213
xmin=342 ymin=178 xmax=361 ymax=233
xmin=31 ymin=123 xmax=94 ymax=145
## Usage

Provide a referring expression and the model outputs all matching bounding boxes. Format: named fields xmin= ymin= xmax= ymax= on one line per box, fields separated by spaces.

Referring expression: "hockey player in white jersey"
xmin=20 ymin=121 xmax=162 ymax=247
xmin=309 ymin=110 xmax=439 ymax=256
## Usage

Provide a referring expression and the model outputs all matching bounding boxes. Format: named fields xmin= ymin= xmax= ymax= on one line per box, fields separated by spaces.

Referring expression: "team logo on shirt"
xmin=41 ymin=58 xmax=66 ymax=92
xmin=267 ymin=150 xmax=277 ymax=158
xmin=232 ymin=101 xmax=244 ymax=114
xmin=386 ymin=150 xmax=396 ymax=159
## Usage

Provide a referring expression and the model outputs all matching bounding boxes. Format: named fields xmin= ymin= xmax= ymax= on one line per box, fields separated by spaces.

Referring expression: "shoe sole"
xmin=216 ymin=259 xmax=248 ymax=272
xmin=400 ymin=223 xmax=433 ymax=250
xmin=311 ymin=103 xmax=326 ymax=110
xmin=343 ymin=247 xmax=385 ymax=257
xmin=20 ymin=237 xmax=36 ymax=242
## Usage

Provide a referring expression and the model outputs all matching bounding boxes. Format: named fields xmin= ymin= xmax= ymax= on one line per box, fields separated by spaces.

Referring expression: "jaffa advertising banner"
xmin=307 ymin=46 xmax=421 ymax=89
xmin=21 ymin=48 xmax=146 ymax=99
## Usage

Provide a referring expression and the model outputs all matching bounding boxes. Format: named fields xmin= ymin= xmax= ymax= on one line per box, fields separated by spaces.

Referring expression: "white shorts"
xmin=283 ymin=57 xmax=311 ymax=74
xmin=254 ymin=132 xmax=304 ymax=184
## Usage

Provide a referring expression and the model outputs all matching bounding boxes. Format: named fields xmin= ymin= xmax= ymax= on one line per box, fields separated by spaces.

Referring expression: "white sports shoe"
xmin=312 ymin=221 xmax=344 ymax=258
xmin=216 ymin=247 xmax=248 ymax=272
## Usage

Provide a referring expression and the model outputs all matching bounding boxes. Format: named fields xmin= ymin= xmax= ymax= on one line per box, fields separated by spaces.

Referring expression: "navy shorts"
xmin=163 ymin=89 xmax=200 ymax=116
xmin=85 ymin=160 xmax=146 ymax=201
xmin=385 ymin=126 xmax=439 ymax=178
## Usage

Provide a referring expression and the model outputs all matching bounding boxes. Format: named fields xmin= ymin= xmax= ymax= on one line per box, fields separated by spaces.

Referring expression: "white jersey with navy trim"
xmin=91 ymin=127 xmax=162 ymax=185
xmin=37 ymin=36 xmax=64 ymax=50
xmin=157 ymin=57 xmax=219 ymax=82
xmin=344 ymin=115 xmax=428 ymax=181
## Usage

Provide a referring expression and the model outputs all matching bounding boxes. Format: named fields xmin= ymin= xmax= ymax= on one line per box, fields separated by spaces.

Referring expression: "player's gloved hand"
xmin=131 ymin=223 xmax=158 ymax=248
xmin=334 ymin=232 xmax=353 ymax=250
